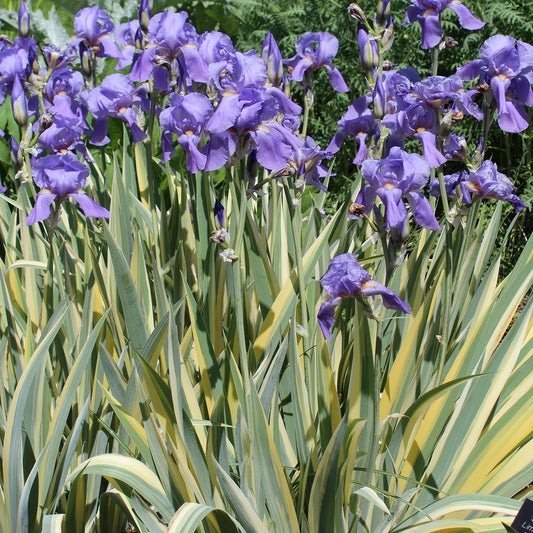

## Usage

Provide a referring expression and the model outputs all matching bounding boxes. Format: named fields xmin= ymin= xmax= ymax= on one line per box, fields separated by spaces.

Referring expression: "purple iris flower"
xmin=457 ymin=35 xmax=533 ymax=133
xmin=382 ymin=103 xmax=447 ymax=167
xmin=463 ymin=161 xmax=525 ymax=211
xmin=274 ymin=136 xmax=329 ymax=191
xmin=44 ymin=66 xmax=85 ymax=106
xmin=130 ymin=10 xmax=207 ymax=90
xmin=0 ymin=181 xmax=5 ymax=194
xmin=405 ymin=0 xmax=485 ymax=49
xmin=72 ymin=7 xmax=122 ymax=60
xmin=0 ymin=47 xmax=29 ymax=105
xmin=442 ymin=133 xmax=467 ymax=160
xmin=406 ymin=75 xmax=483 ymax=120
xmin=205 ymin=85 xmax=302 ymax=171
xmin=429 ymin=170 xmax=464 ymax=197
xmin=37 ymin=95 xmax=92 ymax=160
xmin=159 ymin=92 xmax=213 ymax=172
xmin=81 ymin=73 xmax=148 ymax=145
xmin=357 ymin=147 xmax=441 ymax=231
xmin=430 ymin=162 xmax=525 ymax=211
xmin=27 ymin=152 xmax=109 ymax=225
xmin=317 ymin=253 xmax=411 ymax=339
xmin=327 ymin=95 xmax=375 ymax=165
xmin=114 ymin=20 xmax=140 ymax=71
xmin=42 ymin=45 xmax=77 ymax=70
xmin=285 ymin=32 xmax=349 ymax=92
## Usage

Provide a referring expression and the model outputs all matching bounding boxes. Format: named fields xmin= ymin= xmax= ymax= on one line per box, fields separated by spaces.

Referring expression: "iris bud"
xmin=376 ymin=0 xmax=391 ymax=27
xmin=348 ymin=3 xmax=367 ymax=24
xmin=18 ymin=0 xmax=30 ymax=38
xmin=10 ymin=137 xmax=23 ymax=169
xmin=134 ymin=27 xmax=146 ymax=51
xmin=138 ymin=0 xmax=151 ymax=34
xmin=28 ymin=46 xmax=40 ymax=74
xmin=382 ymin=17 xmax=394 ymax=52
xmin=79 ymin=42 xmax=93 ymax=77
xmin=262 ymin=31 xmax=284 ymax=88
xmin=11 ymin=76 xmax=28 ymax=127
xmin=358 ymin=25 xmax=379 ymax=72
xmin=373 ymin=75 xmax=386 ymax=119
xmin=469 ymin=137 xmax=484 ymax=170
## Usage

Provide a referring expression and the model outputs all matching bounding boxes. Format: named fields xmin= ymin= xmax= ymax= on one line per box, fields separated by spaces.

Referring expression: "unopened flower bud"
xmin=11 ymin=76 xmax=28 ymax=127
xmin=18 ymin=0 xmax=30 ymax=38
xmin=28 ymin=46 xmax=40 ymax=74
xmin=138 ymin=0 xmax=151 ymax=34
xmin=214 ymin=198 xmax=225 ymax=228
xmin=373 ymin=74 xmax=386 ymax=119
xmin=358 ymin=25 xmax=379 ymax=71
xmin=246 ymin=149 xmax=258 ymax=181
xmin=469 ymin=137 xmax=484 ymax=170
xmin=10 ymin=136 xmax=23 ymax=168
xmin=376 ymin=0 xmax=391 ymax=26
xmin=210 ymin=229 xmax=229 ymax=244
xmin=348 ymin=3 xmax=367 ymax=23
xmin=134 ymin=27 xmax=146 ymax=51
xmin=79 ymin=42 xmax=93 ymax=77
xmin=262 ymin=31 xmax=284 ymax=88
xmin=381 ymin=17 xmax=394 ymax=52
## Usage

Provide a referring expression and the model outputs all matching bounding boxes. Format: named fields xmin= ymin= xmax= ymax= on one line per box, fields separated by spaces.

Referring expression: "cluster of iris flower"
xmin=318 ymin=0 xmax=530 ymax=337
xmin=0 ymin=0 xmax=530 ymax=338
xmin=0 ymin=4 xmax=343 ymax=224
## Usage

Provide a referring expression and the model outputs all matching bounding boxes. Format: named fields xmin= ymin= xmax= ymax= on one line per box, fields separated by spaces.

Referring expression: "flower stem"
xmin=283 ymin=181 xmax=309 ymax=344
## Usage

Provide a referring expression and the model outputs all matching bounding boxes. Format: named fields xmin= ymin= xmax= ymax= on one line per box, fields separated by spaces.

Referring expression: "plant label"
xmin=512 ymin=499 xmax=533 ymax=533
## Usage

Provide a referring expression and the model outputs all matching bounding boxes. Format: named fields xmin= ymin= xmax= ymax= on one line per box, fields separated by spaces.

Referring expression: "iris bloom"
xmin=327 ymin=95 xmax=375 ymax=165
xmin=430 ymin=161 xmax=526 ymax=212
xmin=159 ymin=92 xmax=213 ymax=172
xmin=405 ymin=0 xmax=484 ymax=49
xmin=382 ymin=102 xmax=447 ymax=167
xmin=285 ymin=32 xmax=349 ymax=92
xmin=318 ymin=253 xmax=411 ymax=339
xmin=274 ymin=136 xmax=329 ymax=191
xmin=357 ymin=147 xmax=440 ymax=231
xmin=130 ymin=10 xmax=207 ymax=90
xmin=114 ymin=20 xmax=140 ymax=71
xmin=81 ymin=73 xmax=148 ymax=145
xmin=27 ymin=153 xmax=109 ymax=225
xmin=72 ymin=7 xmax=122 ymax=60
xmin=205 ymin=85 xmax=303 ymax=172
xmin=457 ymin=35 xmax=533 ymax=133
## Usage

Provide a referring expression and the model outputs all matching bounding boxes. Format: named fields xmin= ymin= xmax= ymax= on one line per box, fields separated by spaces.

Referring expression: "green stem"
xmin=283 ymin=182 xmax=309 ymax=343
xmin=302 ymin=85 xmax=313 ymax=138
xmin=41 ymin=220 xmax=57 ymax=329
xmin=437 ymin=166 xmax=450 ymax=220
xmin=430 ymin=43 xmax=439 ymax=76
xmin=436 ymin=223 xmax=452 ymax=384
xmin=230 ymin=177 xmax=250 ymax=390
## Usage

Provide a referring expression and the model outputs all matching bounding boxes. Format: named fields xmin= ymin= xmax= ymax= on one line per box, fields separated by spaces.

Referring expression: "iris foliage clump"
xmin=0 ymin=0 xmax=532 ymax=532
